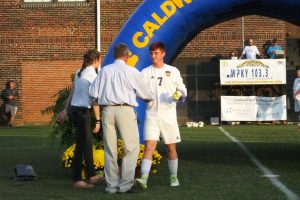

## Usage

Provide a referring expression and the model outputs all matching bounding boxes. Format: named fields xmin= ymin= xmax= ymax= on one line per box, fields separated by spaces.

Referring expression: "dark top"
xmin=3 ymin=88 xmax=19 ymax=106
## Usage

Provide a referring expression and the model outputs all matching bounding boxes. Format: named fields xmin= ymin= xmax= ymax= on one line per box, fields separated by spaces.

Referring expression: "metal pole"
xmin=242 ymin=17 xmax=245 ymax=48
xmin=96 ymin=0 xmax=101 ymax=51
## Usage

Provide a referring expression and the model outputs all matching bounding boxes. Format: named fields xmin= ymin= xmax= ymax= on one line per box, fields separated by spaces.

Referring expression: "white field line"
xmin=219 ymin=127 xmax=299 ymax=200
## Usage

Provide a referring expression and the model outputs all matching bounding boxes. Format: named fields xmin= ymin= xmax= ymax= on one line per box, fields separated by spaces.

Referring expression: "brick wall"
xmin=100 ymin=0 xmax=141 ymax=53
xmin=0 ymin=0 xmax=97 ymax=125
xmin=286 ymin=22 xmax=300 ymax=38
xmin=21 ymin=60 xmax=80 ymax=124
xmin=179 ymin=15 xmax=287 ymax=59
xmin=0 ymin=0 xmax=299 ymax=125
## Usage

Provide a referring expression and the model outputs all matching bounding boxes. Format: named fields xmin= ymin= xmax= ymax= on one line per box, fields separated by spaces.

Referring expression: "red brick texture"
xmin=0 ymin=0 xmax=299 ymax=125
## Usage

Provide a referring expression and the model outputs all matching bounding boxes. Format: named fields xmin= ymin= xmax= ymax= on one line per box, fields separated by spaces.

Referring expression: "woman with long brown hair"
xmin=57 ymin=49 xmax=102 ymax=188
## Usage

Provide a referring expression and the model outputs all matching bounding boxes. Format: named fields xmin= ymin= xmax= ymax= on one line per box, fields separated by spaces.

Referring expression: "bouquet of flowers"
xmin=61 ymin=139 xmax=162 ymax=175
xmin=117 ymin=139 xmax=162 ymax=174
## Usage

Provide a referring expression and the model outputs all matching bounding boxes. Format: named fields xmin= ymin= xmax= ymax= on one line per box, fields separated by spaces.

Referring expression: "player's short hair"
xmin=149 ymin=41 xmax=165 ymax=52
xmin=114 ymin=43 xmax=129 ymax=58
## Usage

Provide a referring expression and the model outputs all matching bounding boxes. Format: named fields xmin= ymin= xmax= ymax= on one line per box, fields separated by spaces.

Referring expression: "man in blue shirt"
xmin=267 ymin=39 xmax=283 ymax=59
xmin=89 ymin=43 xmax=154 ymax=194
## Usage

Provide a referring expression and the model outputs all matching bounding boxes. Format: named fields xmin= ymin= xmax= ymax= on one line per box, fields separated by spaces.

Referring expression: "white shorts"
xmin=143 ymin=118 xmax=181 ymax=144
xmin=5 ymin=104 xmax=17 ymax=116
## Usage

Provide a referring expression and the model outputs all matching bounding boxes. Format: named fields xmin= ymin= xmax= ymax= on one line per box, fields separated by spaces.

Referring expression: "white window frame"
xmin=23 ymin=0 xmax=86 ymax=2
xmin=58 ymin=0 xmax=86 ymax=1
xmin=24 ymin=0 xmax=52 ymax=2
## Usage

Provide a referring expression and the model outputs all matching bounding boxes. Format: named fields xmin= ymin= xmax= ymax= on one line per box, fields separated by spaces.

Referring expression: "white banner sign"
xmin=221 ymin=95 xmax=287 ymax=121
xmin=220 ymin=59 xmax=286 ymax=85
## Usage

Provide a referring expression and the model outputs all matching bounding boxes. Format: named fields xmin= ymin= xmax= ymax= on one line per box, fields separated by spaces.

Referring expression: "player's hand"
xmin=172 ymin=90 xmax=183 ymax=101
xmin=147 ymin=100 xmax=154 ymax=108
xmin=56 ymin=109 xmax=67 ymax=123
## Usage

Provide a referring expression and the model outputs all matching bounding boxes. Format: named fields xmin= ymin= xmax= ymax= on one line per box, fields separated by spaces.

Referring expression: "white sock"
xmin=168 ymin=159 xmax=178 ymax=177
xmin=141 ymin=159 xmax=152 ymax=181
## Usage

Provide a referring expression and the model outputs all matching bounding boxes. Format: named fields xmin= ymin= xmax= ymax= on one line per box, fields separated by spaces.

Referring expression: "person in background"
xmin=56 ymin=49 xmax=103 ymax=189
xmin=3 ymin=80 xmax=19 ymax=127
xmin=267 ymin=39 xmax=283 ymax=59
xmin=135 ymin=41 xmax=187 ymax=190
xmin=230 ymin=50 xmax=238 ymax=59
xmin=89 ymin=43 xmax=154 ymax=194
xmin=239 ymin=39 xmax=260 ymax=59
xmin=293 ymin=65 xmax=300 ymax=126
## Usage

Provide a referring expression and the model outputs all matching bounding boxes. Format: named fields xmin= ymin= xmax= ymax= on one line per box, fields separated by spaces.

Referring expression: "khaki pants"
xmin=102 ymin=106 xmax=139 ymax=193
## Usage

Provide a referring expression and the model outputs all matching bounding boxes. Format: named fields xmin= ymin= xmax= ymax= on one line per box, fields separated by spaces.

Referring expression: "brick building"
xmin=0 ymin=0 xmax=300 ymax=125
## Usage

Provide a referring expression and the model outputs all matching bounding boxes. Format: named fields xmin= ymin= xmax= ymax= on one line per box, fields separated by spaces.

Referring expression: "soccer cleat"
xmin=170 ymin=175 xmax=180 ymax=187
xmin=135 ymin=176 xmax=148 ymax=190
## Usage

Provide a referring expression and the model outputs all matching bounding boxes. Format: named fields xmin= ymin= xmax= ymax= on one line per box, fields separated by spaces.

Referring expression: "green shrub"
xmin=41 ymin=75 xmax=102 ymax=147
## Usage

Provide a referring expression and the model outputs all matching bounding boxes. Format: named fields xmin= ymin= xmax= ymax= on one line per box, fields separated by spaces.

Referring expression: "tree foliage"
xmin=41 ymin=75 xmax=102 ymax=147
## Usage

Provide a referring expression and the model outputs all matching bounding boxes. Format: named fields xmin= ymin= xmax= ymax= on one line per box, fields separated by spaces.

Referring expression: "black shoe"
xmin=117 ymin=188 xmax=139 ymax=194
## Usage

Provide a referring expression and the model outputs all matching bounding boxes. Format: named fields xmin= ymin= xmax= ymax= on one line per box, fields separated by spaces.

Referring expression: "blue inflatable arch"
xmin=103 ymin=0 xmax=300 ymax=137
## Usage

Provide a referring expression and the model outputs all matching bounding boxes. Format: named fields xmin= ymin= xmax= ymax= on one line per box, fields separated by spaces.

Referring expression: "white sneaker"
xmin=135 ymin=178 xmax=148 ymax=190
xmin=170 ymin=175 xmax=180 ymax=187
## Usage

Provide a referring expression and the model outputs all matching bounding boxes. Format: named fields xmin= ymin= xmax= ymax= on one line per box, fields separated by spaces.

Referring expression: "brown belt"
xmin=103 ymin=104 xmax=132 ymax=107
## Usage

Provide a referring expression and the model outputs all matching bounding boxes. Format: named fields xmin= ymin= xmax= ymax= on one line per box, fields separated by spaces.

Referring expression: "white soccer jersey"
xmin=141 ymin=64 xmax=187 ymax=121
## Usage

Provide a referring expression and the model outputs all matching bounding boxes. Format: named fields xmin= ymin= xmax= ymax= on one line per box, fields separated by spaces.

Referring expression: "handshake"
xmin=172 ymin=90 xmax=186 ymax=103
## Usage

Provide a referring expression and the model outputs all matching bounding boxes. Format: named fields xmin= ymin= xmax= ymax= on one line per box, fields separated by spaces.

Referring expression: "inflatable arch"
xmin=103 ymin=0 xmax=300 ymax=137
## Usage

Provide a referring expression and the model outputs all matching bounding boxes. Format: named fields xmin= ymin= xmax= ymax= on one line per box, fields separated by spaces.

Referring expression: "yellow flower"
xmin=61 ymin=143 xmax=105 ymax=171
xmin=61 ymin=140 xmax=162 ymax=175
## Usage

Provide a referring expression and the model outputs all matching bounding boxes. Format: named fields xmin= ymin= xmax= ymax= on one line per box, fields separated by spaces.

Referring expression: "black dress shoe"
xmin=117 ymin=188 xmax=139 ymax=194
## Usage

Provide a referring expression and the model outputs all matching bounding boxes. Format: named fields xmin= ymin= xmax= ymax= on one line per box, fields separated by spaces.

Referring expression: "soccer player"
xmin=135 ymin=41 xmax=187 ymax=189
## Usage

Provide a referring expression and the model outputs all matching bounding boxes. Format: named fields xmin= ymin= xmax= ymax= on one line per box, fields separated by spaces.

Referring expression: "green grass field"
xmin=0 ymin=125 xmax=299 ymax=200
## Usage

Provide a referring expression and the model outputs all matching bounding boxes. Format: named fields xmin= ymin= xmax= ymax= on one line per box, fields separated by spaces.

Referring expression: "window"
xmin=21 ymin=0 xmax=88 ymax=8
xmin=58 ymin=0 xmax=86 ymax=1
xmin=23 ymin=0 xmax=86 ymax=2
xmin=24 ymin=0 xmax=52 ymax=2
